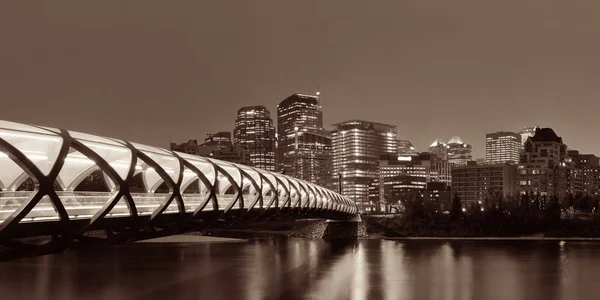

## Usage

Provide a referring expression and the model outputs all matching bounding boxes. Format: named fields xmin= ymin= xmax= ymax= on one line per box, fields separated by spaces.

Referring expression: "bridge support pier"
xmin=322 ymin=215 xmax=364 ymax=240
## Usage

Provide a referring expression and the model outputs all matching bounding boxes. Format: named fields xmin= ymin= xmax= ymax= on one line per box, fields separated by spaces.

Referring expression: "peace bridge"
xmin=0 ymin=120 xmax=357 ymax=255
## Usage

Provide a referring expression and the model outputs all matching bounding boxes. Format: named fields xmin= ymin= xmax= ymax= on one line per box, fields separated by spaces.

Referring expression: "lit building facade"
xmin=332 ymin=120 xmax=398 ymax=212
xmin=276 ymin=93 xmax=331 ymax=187
xmin=519 ymin=126 xmax=539 ymax=147
xmin=398 ymin=139 xmax=417 ymax=155
xmin=451 ymin=162 xmax=518 ymax=205
xmin=485 ymin=131 xmax=521 ymax=164
xmin=428 ymin=140 xmax=452 ymax=186
xmin=518 ymin=128 xmax=570 ymax=199
xmin=368 ymin=153 xmax=431 ymax=213
xmin=233 ymin=106 xmax=276 ymax=171
xmin=447 ymin=136 xmax=472 ymax=166
xmin=568 ymin=150 xmax=600 ymax=196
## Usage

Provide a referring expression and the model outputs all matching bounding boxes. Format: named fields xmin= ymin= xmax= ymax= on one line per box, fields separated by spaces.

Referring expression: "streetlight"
xmin=337 ymin=173 xmax=342 ymax=195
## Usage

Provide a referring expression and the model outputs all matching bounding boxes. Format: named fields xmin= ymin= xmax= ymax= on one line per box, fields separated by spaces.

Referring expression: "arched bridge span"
xmin=0 ymin=120 xmax=357 ymax=243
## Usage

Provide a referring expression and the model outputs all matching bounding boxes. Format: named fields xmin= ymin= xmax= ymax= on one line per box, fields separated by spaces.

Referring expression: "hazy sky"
xmin=2 ymin=0 xmax=600 ymax=158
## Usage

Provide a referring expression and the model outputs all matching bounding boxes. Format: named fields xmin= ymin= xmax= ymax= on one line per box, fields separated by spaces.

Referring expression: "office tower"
xmin=452 ymin=162 xmax=518 ymax=206
xmin=276 ymin=93 xmax=331 ymax=187
xmin=233 ymin=106 xmax=276 ymax=171
xmin=485 ymin=131 xmax=521 ymax=164
xmin=398 ymin=139 xmax=417 ymax=155
xmin=518 ymin=127 xmax=570 ymax=199
xmin=332 ymin=120 xmax=398 ymax=212
xmin=519 ymin=126 xmax=539 ymax=147
xmin=368 ymin=153 xmax=431 ymax=213
xmin=428 ymin=139 xmax=451 ymax=186
xmin=447 ymin=136 xmax=472 ymax=166
xmin=568 ymin=150 xmax=600 ymax=196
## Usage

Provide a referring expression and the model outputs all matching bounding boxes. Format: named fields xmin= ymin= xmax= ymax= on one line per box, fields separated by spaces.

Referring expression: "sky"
xmin=1 ymin=0 xmax=600 ymax=158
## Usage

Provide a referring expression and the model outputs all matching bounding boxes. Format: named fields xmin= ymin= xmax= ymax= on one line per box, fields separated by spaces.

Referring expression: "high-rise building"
xmin=485 ymin=131 xmax=521 ymax=164
xmin=447 ymin=136 xmax=472 ymax=166
xmin=451 ymin=161 xmax=518 ymax=206
xmin=332 ymin=120 xmax=398 ymax=212
xmin=518 ymin=128 xmax=570 ymax=199
xmin=233 ymin=105 xmax=276 ymax=171
xmin=368 ymin=153 xmax=431 ymax=213
xmin=276 ymin=93 xmax=331 ymax=187
xmin=428 ymin=139 xmax=448 ymax=160
xmin=519 ymin=126 xmax=540 ymax=147
xmin=428 ymin=139 xmax=451 ymax=186
xmin=398 ymin=139 xmax=417 ymax=155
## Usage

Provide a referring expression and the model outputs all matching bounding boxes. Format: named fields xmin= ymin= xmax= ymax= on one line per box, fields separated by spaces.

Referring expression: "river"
xmin=1 ymin=237 xmax=600 ymax=300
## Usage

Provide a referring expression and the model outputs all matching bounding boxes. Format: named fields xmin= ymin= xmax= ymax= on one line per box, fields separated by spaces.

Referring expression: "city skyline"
xmin=2 ymin=1 xmax=600 ymax=159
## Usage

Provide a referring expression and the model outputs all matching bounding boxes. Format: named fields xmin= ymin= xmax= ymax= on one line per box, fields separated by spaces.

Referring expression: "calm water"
xmin=1 ymin=238 xmax=600 ymax=300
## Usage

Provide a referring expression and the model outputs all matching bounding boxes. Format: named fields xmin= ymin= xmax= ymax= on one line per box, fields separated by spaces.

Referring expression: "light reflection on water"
xmin=2 ymin=238 xmax=600 ymax=300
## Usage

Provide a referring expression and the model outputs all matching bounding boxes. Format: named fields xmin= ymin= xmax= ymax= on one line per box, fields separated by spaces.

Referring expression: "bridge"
xmin=0 ymin=120 xmax=357 ymax=256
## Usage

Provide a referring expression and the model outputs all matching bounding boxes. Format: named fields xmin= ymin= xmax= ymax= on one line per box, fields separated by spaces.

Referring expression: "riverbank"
xmin=385 ymin=236 xmax=600 ymax=241
xmin=136 ymin=234 xmax=246 ymax=243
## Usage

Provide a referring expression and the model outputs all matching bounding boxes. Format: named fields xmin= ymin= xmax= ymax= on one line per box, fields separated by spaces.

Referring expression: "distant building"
xmin=451 ymin=162 xmax=518 ymax=205
xmin=422 ymin=182 xmax=452 ymax=212
xmin=170 ymin=139 xmax=202 ymax=155
xmin=519 ymin=126 xmax=539 ymax=147
xmin=447 ymin=136 xmax=472 ymax=166
xmin=485 ymin=131 xmax=521 ymax=164
xmin=398 ymin=139 xmax=417 ymax=155
xmin=332 ymin=120 xmax=398 ymax=212
xmin=568 ymin=150 xmax=600 ymax=196
xmin=170 ymin=132 xmax=251 ymax=165
xmin=368 ymin=153 xmax=431 ymax=213
xmin=518 ymin=127 xmax=570 ymax=199
xmin=276 ymin=93 xmax=331 ymax=187
xmin=428 ymin=139 xmax=448 ymax=160
xmin=233 ymin=106 xmax=276 ymax=171
xmin=427 ymin=140 xmax=452 ymax=186
xmin=476 ymin=158 xmax=487 ymax=165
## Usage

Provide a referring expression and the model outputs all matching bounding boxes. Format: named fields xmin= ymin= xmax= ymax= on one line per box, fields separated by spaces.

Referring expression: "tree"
xmin=450 ymin=192 xmax=462 ymax=220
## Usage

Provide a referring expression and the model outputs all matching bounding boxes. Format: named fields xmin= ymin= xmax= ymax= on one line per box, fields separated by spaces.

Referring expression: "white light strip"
xmin=87 ymin=143 xmax=129 ymax=153
xmin=0 ymin=130 xmax=61 ymax=142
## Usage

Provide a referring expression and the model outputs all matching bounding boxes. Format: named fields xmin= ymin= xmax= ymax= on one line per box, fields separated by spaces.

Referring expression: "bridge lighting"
xmin=0 ymin=119 xmax=356 ymax=237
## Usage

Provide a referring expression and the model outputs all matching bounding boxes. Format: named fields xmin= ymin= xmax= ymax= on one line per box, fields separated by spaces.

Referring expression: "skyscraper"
xmin=428 ymin=139 xmax=451 ymax=186
xmin=332 ymin=120 xmax=398 ymax=212
xmin=446 ymin=136 xmax=472 ymax=166
xmin=518 ymin=128 xmax=570 ymax=198
xmin=233 ymin=105 xmax=276 ymax=171
xmin=276 ymin=93 xmax=331 ymax=187
xmin=398 ymin=139 xmax=417 ymax=155
xmin=519 ymin=126 xmax=539 ymax=146
xmin=485 ymin=131 xmax=521 ymax=164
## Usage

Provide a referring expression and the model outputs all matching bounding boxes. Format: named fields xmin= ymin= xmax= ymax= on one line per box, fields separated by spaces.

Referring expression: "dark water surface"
xmin=2 ymin=238 xmax=600 ymax=300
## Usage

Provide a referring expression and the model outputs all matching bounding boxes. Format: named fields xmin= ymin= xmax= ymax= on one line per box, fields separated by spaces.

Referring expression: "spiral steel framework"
xmin=0 ymin=120 xmax=357 ymax=242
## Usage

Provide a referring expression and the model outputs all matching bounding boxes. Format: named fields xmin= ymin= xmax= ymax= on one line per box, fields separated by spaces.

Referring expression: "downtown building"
xmin=517 ymin=127 xmax=570 ymax=199
xmin=451 ymin=161 xmax=518 ymax=206
xmin=446 ymin=136 xmax=473 ymax=166
xmin=276 ymin=93 xmax=331 ymax=187
xmin=427 ymin=139 xmax=452 ymax=186
xmin=332 ymin=120 xmax=398 ymax=212
xmin=233 ymin=106 xmax=276 ymax=171
xmin=170 ymin=132 xmax=250 ymax=165
xmin=485 ymin=131 xmax=521 ymax=164
xmin=567 ymin=150 xmax=600 ymax=196
xmin=368 ymin=153 xmax=451 ymax=213
xmin=519 ymin=126 xmax=539 ymax=147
